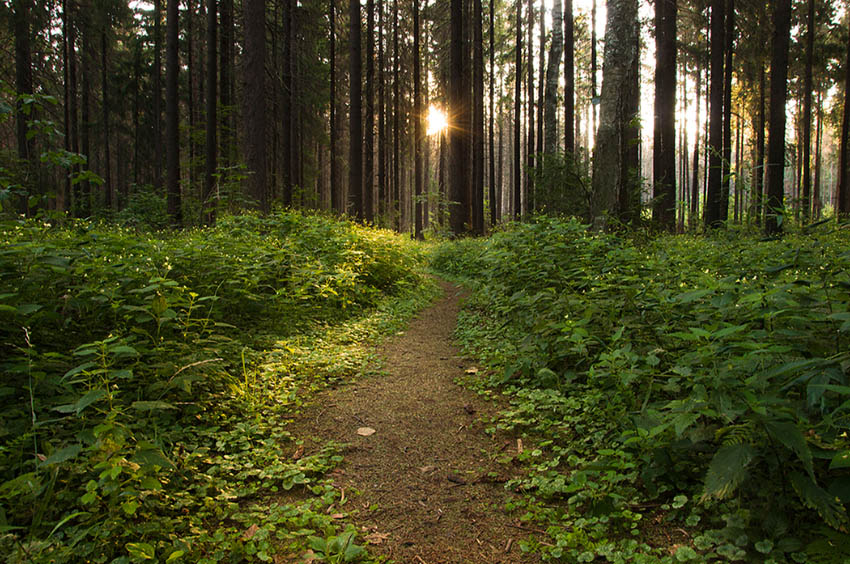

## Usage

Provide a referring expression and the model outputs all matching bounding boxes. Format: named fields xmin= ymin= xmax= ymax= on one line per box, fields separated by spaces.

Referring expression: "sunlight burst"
xmin=426 ymin=105 xmax=449 ymax=136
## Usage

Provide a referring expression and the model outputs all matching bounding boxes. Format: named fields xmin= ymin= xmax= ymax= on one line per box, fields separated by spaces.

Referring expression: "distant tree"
xmin=590 ymin=0 xmax=639 ymax=229
xmin=13 ymin=0 xmax=33 ymax=165
xmin=165 ymin=0 xmax=181 ymax=225
xmin=764 ymin=0 xmax=791 ymax=234
xmin=652 ymin=0 xmax=676 ymax=230
xmin=525 ymin=0 xmax=534 ymax=213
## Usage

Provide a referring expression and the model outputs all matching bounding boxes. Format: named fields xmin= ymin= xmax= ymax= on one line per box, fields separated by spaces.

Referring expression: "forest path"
xmin=289 ymin=280 xmax=537 ymax=564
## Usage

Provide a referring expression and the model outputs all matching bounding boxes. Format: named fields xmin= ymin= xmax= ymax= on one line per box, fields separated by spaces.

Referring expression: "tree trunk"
xmin=590 ymin=0 xmax=597 ymax=151
xmin=414 ymin=0 xmax=423 ymax=238
xmin=590 ymin=0 xmax=638 ymax=229
xmin=814 ymin=89 xmax=823 ymax=219
xmin=204 ymin=0 xmax=217 ymax=223
xmin=392 ymin=0 xmax=400 ymax=226
xmin=652 ymin=0 xmax=676 ymax=230
xmin=220 ymin=0 xmax=234 ymax=164
xmin=514 ymin=0 xmax=522 ymax=219
xmin=81 ymin=16 xmax=91 ymax=215
xmin=378 ymin=0 xmax=386 ymax=217
xmin=472 ymin=0 xmax=484 ymax=234
xmin=449 ymin=0 xmax=470 ymax=233
xmin=13 ymin=0 xmax=33 ymax=162
xmin=244 ymin=0 xmax=267 ymax=212
xmin=489 ymin=0 xmax=496 ymax=226
xmin=536 ymin=0 xmax=544 ymax=162
xmin=837 ymin=16 xmax=850 ymax=217
xmin=705 ymin=0 xmax=725 ymax=227
xmin=101 ymin=29 xmax=112 ymax=210
xmin=690 ymin=51 xmax=701 ymax=230
xmin=765 ymin=0 xmax=792 ymax=234
xmin=544 ymin=0 xmax=563 ymax=156
xmin=330 ymin=0 xmax=338 ymax=212
xmin=563 ymin=0 xmax=574 ymax=154
xmin=801 ymin=0 xmax=815 ymax=221
xmin=154 ymin=0 xmax=163 ymax=191
xmin=365 ymin=0 xmax=375 ymax=222
xmin=720 ymin=0 xmax=734 ymax=223
xmin=165 ymin=0 xmax=181 ymax=225
xmin=350 ymin=0 xmax=363 ymax=218
xmin=525 ymin=0 xmax=535 ymax=215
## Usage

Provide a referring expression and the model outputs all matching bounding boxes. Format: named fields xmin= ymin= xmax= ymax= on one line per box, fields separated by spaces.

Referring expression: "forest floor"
xmin=286 ymin=280 xmax=539 ymax=564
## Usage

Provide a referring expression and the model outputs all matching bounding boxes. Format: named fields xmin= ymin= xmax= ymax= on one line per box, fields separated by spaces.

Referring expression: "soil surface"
xmin=290 ymin=281 xmax=538 ymax=564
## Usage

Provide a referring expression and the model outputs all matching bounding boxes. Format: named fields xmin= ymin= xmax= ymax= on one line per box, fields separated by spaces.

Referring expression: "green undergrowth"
xmin=432 ymin=217 xmax=850 ymax=563
xmin=0 ymin=210 xmax=435 ymax=563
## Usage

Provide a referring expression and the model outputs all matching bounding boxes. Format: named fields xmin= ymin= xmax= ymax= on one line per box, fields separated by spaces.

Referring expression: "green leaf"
xmin=754 ymin=539 xmax=774 ymax=554
xmin=74 ymin=389 xmax=107 ymax=415
xmin=675 ymin=289 xmax=713 ymax=304
xmin=165 ymin=551 xmax=185 ymax=563
xmin=712 ymin=324 xmax=748 ymax=339
xmin=830 ymin=451 xmax=850 ymax=470
xmin=789 ymin=471 xmax=849 ymax=530
xmin=131 ymin=401 xmax=177 ymax=411
xmin=41 ymin=444 xmax=83 ymax=466
xmin=126 ymin=542 xmax=156 ymax=560
xmin=702 ymin=444 xmax=755 ymax=501
xmin=765 ymin=420 xmax=813 ymax=478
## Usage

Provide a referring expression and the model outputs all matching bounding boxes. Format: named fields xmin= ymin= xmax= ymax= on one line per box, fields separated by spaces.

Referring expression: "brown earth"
xmin=288 ymin=281 xmax=540 ymax=564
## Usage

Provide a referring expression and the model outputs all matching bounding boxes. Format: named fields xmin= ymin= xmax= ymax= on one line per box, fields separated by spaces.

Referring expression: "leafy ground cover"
xmin=431 ymin=217 xmax=850 ymax=563
xmin=0 ymin=211 xmax=435 ymax=563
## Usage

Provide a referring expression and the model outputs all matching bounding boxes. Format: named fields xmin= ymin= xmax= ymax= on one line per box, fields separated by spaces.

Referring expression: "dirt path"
xmin=290 ymin=280 xmax=537 ymax=564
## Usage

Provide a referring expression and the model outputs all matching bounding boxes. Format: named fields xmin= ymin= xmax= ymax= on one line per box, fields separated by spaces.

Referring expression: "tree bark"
xmin=165 ymin=0 xmax=181 ymax=225
xmin=652 ymin=0 xmax=676 ymax=229
xmin=765 ymin=0 xmax=792 ymax=233
xmin=752 ymin=64 xmax=766 ymax=226
xmin=705 ymin=0 xmax=725 ymax=227
xmin=219 ymin=0 xmax=234 ymax=164
xmin=690 ymin=50 xmax=702 ymax=230
xmin=330 ymin=0 xmax=338 ymax=212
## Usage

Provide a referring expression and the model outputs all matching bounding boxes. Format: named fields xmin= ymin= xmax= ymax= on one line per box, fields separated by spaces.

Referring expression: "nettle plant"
xmin=436 ymin=217 xmax=850 ymax=561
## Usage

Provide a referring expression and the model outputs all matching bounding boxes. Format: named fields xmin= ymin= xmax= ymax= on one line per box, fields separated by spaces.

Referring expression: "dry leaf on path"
xmin=242 ymin=524 xmax=260 ymax=541
xmin=419 ymin=465 xmax=436 ymax=473
xmin=517 ymin=438 xmax=524 ymax=454
xmin=357 ymin=427 xmax=376 ymax=436
xmin=291 ymin=445 xmax=304 ymax=460
xmin=465 ymin=367 xmax=479 ymax=374
xmin=364 ymin=531 xmax=390 ymax=545
xmin=330 ymin=513 xmax=345 ymax=519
